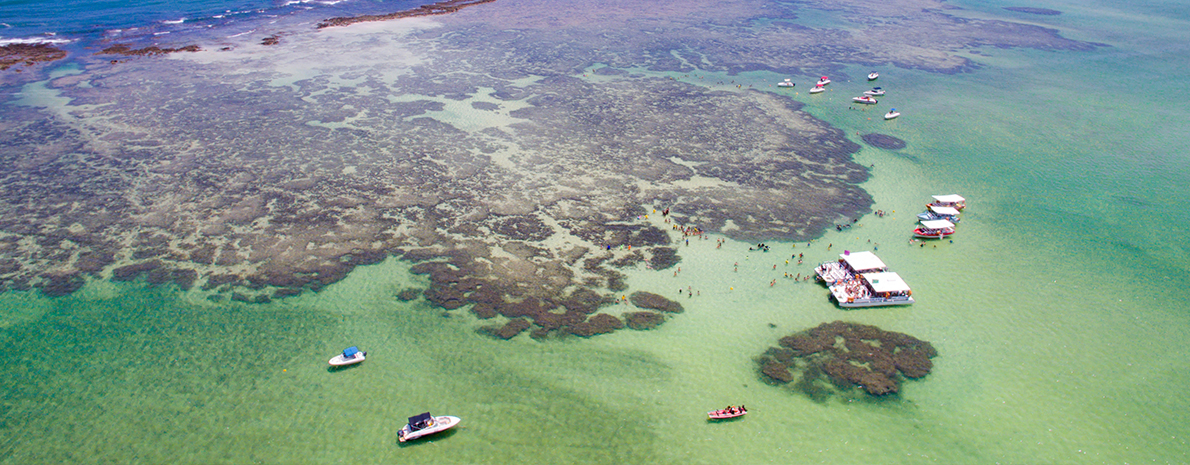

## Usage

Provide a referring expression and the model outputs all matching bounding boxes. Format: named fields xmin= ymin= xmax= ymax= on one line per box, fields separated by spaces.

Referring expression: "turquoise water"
xmin=3 ymin=0 xmax=1190 ymax=463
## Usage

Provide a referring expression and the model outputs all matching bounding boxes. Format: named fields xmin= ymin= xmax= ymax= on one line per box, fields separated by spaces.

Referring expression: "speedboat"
xmin=868 ymin=71 xmax=879 ymax=81
xmin=708 ymin=406 xmax=747 ymax=420
xmin=884 ymin=108 xmax=900 ymax=120
xmin=917 ymin=204 xmax=960 ymax=222
xmin=852 ymin=96 xmax=878 ymax=105
xmin=929 ymin=194 xmax=966 ymax=210
xmin=816 ymin=76 xmax=830 ymax=86
xmin=398 ymin=412 xmax=461 ymax=443
xmin=777 ymin=79 xmax=795 ymax=88
xmin=864 ymin=87 xmax=885 ymax=96
xmin=328 ymin=346 xmax=366 ymax=366
xmin=809 ymin=84 xmax=825 ymax=94
xmin=913 ymin=219 xmax=956 ymax=239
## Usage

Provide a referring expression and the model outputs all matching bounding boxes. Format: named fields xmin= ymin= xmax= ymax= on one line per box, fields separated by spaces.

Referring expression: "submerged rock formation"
xmin=1 ymin=43 xmax=67 ymax=71
xmin=756 ymin=321 xmax=937 ymax=398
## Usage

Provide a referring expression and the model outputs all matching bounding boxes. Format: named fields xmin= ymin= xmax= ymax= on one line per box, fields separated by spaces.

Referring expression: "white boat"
xmin=917 ymin=204 xmax=960 ymax=222
xmin=398 ymin=412 xmax=461 ymax=443
xmin=863 ymin=87 xmax=885 ymax=96
xmin=809 ymin=84 xmax=825 ymax=94
xmin=777 ymin=79 xmax=795 ymax=88
xmin=913 ymin=219 xmax=956 ymax=239
xmin=328 ymin=346 xmax=366 ymax=366
xmin=852 ymin=96 xmax=878 ymax=105
xmin=929 ymin=194 xmax=966 ymax=210
xmin=816 ymin=76 xmax=830 ymax=86
xmin=868 ymin=71 xmax=879 ymax=81
xmin=884 ymin=108 xmax=900 ymax=120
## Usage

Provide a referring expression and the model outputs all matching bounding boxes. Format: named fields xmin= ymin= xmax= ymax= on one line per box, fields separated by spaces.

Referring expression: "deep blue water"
xmin=0 ymin=0 xmax=427 ymax=48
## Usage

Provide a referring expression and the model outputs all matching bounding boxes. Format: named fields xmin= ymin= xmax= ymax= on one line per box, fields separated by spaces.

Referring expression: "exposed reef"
xmin=1 ymin=43 xmax=68 ymax=71
xmin=756 ymin=321 xmax=936 ymax=398
xmin=1003 ymin=7 xmax=1061 ymax=15
xmin=861 ymin=133 xmax=907 ymax=150
xmin=97 ymin=44 xmax=202 ymax=57
xmin=316 ymin=0 xmax=498 ymax=29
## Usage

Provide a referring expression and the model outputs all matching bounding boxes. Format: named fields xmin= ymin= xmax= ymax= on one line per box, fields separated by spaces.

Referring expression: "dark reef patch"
xmin=629 ymin=292 xmax=684 ymax=313
xmin=316 ymin=0 xmax=497 ymax=29
xmin=624 ymin=311 xmax=666 ymax=330
xmin=861 ymin=133 xmax=906 ymax=150
xmin=1003 ymin=7 xmax=1061 ymax=15
xmin=1 ymin=43 xmax=68 ymax=71
xmin=756 ymin=321 xmax=936 ymax=398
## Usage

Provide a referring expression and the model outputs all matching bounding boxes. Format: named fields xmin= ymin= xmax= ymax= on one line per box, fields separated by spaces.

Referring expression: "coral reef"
xmin=861 ymin=133 xmax=907 ymax=150
xmin=1 ymin=43 xmax=67 ymax=71
xmin=629 ymin=292 xmax=684 ymax=313
xmin=624 ymin=311 xmax=665 ymax=330
xmin=756 ymin=321 xmax=936 ymax=397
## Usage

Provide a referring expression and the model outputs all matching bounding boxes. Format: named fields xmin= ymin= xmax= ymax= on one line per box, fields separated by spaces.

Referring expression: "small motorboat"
xmin=852 ymin=96 xmax=878 ymax=105
xmin=884 ymin=108 xmax=900 ymax=120
xmin=708 ymin=405 xmax=747 ymax=420
xmin=399 ymin=412 xmax=461 ymax=442
xmin=809 ymin=84 xmax=825 ymax=94
xmin=777 ymin=79 xmax=795 ymax=88
xmin=917 ymin=205 xmax=960 ymax=222
xmin=864 ymin=87 xmax=885 ymax=96
xmin=868 ymin=71 xmax=879 ymax=81
xmin=816 ymin=76 xmax=830 ymax=86
xmin=328 ymin=346 xmax=367 ymax=366
xmin=913 ymin=219 xmax=956 ymax=239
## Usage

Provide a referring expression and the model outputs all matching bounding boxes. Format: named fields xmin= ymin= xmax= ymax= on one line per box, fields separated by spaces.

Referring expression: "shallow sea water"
xmin=2 ymin=0 xmax=1190 ymax=463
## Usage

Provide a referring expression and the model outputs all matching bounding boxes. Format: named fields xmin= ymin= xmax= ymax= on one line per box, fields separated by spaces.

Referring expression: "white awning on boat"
xmin=840 ymin=251 xmax=887 ymax=272
xmin=863 ymin=272 xmax=911 ymax=293
xmin=919 ymin=219 xmax=954 ymax=229
xmin=932 ymin=194 xmax=965 ymax=203
xmin=928 ymin=205 xmax=961 ymax=216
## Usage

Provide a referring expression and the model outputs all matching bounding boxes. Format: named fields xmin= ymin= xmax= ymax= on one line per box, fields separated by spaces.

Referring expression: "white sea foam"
xmin=162 ymin=18 xmax=186 ymax=25
xmin=0 ymin=37 xmax=73 ymax=46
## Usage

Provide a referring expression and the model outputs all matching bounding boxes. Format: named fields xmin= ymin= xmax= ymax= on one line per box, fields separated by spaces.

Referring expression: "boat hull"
xmin=837 ymin=295 xmax=915 ymax=307
xmin=399 ymin=416 xmax=460 ymax=442
xmin=852 ymin=97 xmax=878 ymax=104
xmin=913 ymin=228 xmax=954 ymax=239
xmin=708 ymin=409 xmax=747 ymax=420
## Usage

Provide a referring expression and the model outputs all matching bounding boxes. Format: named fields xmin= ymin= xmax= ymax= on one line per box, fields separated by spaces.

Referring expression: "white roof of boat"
xmin=932 ymin=194 xmax=966 ymax=203
xmin=919 ymin=219 xmax=955 ymax=229
xmin=840 ymin=251 xmax=887 ymax=272
xmin=862 ymin=272 xmax=911 ymax=293
xmin=929 ymin=205 xmax=961 ymax=215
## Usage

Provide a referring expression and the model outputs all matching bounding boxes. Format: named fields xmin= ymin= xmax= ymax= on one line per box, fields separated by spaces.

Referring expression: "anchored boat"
xmin=816 ymin=76 xmax=831 ymax=86
xmin=708 ymin=406 xmax=747 ymax=420
xmin=328 ymin=346 xmax=366 ymax=366
xmin=398 ymin=412 xmax=461 ymax=443
xmin=864 ymin=87 xmax=885 ymax=96
xmin=913 ymin=219 xmax=956 ymax=239
xmin=868 ymin=71 xmax=879 ymax=80
xmin=852 ymin=95 xmax=878 ymax=105
xmin=777 ymin=79 xmax=795 ymax=88
xmin=884 ymin=108 xmax=900 ymax=120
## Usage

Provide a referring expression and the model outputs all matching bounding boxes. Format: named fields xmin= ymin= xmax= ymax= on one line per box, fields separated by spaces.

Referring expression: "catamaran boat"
xmin=830 ymin=271 xmax=915 ymax=307
xmin=328 ymin=346 xmax=366 ymax=366
xmin=929 ymin=194 xmax=966 ymax=210
xmin=815 ymin=251 xmax=888 ymax=284
xmin=398 ymin=412 xmax=461 ymax=443
xmin=852 ymin=96 xmax=878 ymax=105
xmin=777 ymin=79 xmax=795 ymax=88
xmin=816 ymin=251 xmax=914 ymax=307
xmin=884 ymin=108 xmax=900 ymax=120
xmin=816 ymin=76 xmax=831 ymax=86
xmin=868 ymin=71 xmax=879 ymax=81
xmin=917 ymin=204 xmax=961 ymax=222
xmin=913 ymin=219 xmax=956 ymax=239
xmin=864 ymin=87 xmax=885 ymax=96
xmin=809 ymin=84 xmax=825 ymax=94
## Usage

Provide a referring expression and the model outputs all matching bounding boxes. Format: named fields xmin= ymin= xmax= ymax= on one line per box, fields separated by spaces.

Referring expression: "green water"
xmin=4 ymin=0 xmax=1190 ymax=463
